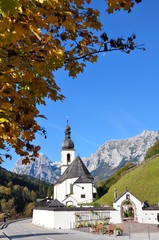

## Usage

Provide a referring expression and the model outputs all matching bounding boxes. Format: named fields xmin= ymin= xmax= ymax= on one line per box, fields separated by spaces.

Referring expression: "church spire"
xmin=65 ymin=117 xmax=71 ymax=140
xmin=61 ymin=119 xmax=75 ymax=175
xmin=62 ymin=118 xmax=74 ymax=150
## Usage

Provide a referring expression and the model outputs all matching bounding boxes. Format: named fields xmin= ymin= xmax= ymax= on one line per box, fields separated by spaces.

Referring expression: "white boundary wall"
xmin=32 ymin=209 xmax=55 ymax=229
xmin=32 ymin=209 xmax=75 ymax=229
xmin=33 ymin=191 xmax=159 ymax=229
xmin=141 ymin=210 xmax=159 ymax=224
xmin=32 ymin=208 xmax=117 ymax=229
xmin=54 ymin=211 xmax=75 ymax=229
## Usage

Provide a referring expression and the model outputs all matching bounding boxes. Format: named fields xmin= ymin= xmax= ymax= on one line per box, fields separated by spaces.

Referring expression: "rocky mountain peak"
xmin=82 ymin=130 xmax=159 ymax=182
xmin=13 ymin=130 xmax=159 ymax=184
xmin=13 ymin=153 xmax=61 ymax=184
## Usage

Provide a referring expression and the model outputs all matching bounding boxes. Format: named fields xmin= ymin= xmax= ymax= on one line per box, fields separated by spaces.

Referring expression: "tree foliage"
xmin=144 ymin=140 xmax=159 ymax=161
xmin=96 ymin=162 xmax=135 ymax=199
xmin=0 ymin=167 xmax=52 ymax=214
xmin=0 ymin=0 xmax=143 ymax=163
xmin=106 ymin=0 xmax=142 ymax=13
xmin=24 ymin=202 xmax=35 ymax=216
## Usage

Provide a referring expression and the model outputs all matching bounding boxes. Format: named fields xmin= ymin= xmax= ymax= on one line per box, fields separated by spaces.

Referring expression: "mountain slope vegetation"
xmin=97 ymin=155 xmax=159 ymax=206
xmin=0 ymin=167 xmax=53 ymax=216
xmin=144 ymin=140 xmax=159 ymax=160
xmin=96 ymin=162 xmax=136 ymax=199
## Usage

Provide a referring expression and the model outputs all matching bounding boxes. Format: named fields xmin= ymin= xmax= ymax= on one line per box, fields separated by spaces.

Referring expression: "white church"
xmin=54 ymin=120 xmax=96 ymax=206
xmin=32 ymin=121 xmax=159 ymax=229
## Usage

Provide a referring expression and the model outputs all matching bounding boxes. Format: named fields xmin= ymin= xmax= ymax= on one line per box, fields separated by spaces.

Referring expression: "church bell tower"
xmin=61 ymin=119 xmax=75 ymax=175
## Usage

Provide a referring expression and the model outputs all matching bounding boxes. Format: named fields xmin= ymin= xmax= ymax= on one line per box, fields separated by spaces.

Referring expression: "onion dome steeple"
xmin=62 ymin=119 xmax=74 ymax=150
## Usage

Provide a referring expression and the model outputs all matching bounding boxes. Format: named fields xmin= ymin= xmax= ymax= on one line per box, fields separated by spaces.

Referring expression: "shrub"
xmin=25 ymin=202 xmax=35 ymax=216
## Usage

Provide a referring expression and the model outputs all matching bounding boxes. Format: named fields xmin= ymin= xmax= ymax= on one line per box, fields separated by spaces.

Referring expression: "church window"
xmin=70 ymin=184 xmax=73 ymax=194
xmin=126 ymin=194 xmax=130 ymax=200
xmin=67 ymin=153 xmax=71 ymax=164
xmin=82 ymin=187 xmax=84 ymax=190
xmin=81 ymin=194 xmax=85 ymax=198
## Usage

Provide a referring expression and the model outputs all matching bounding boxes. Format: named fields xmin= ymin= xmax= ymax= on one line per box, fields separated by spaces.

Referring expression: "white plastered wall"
xmin=112 ymin=191 xmax=159 ymax=224
xmin=141 ymin=210 xmax=159 ymax=224
xmin=109 ymin=210 xmax=122 ymax=224
xmin=32 ymin=209 xmax=76 ymax=229
xmin=54 ymin=211 xmax=75 ymax=229
xmin=54 ymin=177 xmax=78 ymax=203
xmin=73 ymin=183 xmax=93 ymax=205
xmin=61 ymin=149 xmax=75 ymax=174
xmin=109 ymin=207 xmax=159 ymax=224
xmin=32 ymin=209 xmax=54 ymax=228
xmin=113 ymin=191 xmax=143 ymax=223
xmin=54 ymin=178 xmax=94 ymax=206
xmin=61 ymin=182 xmax=94 ymax=206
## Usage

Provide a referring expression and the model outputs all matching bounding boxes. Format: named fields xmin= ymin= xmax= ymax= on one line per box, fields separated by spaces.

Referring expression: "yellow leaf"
xmin=0 ymin=118 xmax=9 ymax=124
xmin=29 ymin=25 xmax=41 ymax=41
xmin=36 ymin=0 xmax=46 ymax=3
xmin=18 ymin=6 xmax=23 ymax=14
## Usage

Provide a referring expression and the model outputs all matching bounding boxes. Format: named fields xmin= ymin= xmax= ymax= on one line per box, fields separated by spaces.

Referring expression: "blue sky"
xmin=2 ymin=1 xmax=159 ymax=171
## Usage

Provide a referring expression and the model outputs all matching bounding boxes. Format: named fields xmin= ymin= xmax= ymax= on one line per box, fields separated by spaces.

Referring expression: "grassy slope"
xmin=97 ymin=156 xmax=159 ymax=206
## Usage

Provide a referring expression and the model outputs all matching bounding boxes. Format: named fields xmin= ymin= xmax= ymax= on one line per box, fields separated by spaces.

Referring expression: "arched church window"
xmin=67 ymin=153 xmax=71 ymax=164
xmin=70 ymin=184 xmax=73 ymax=194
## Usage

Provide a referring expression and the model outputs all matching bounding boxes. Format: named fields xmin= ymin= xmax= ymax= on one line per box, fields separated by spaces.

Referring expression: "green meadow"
xmin=97 ymin=156 xmax=159 ymax=206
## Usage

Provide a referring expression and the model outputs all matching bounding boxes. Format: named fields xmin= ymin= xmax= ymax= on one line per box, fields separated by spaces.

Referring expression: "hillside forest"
xmin=0 ymin=167 xmax=53 ymax=218
xmin=144 ymin=140 xmax=159 ymax=160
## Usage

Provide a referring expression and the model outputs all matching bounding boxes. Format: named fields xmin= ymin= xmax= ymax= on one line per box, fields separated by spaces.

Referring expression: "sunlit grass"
xmin=96 ymin=156 xmax=159 ymax=206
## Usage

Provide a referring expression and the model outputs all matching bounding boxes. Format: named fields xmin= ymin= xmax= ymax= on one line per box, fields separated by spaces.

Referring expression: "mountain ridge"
xmin=13 ymin=153 xmax=61 ymax=184
xmin=83 ymin=130 xmax=159 ymax=182
xmin=13 ymin=130 xmax=159 ymax=183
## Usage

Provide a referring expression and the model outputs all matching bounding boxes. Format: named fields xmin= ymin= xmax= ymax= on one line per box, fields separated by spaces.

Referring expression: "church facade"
xmin=32 ymin=121 xmax=159 ymax=229
xmin=54 ymin=120 xmax=96 ymax=206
